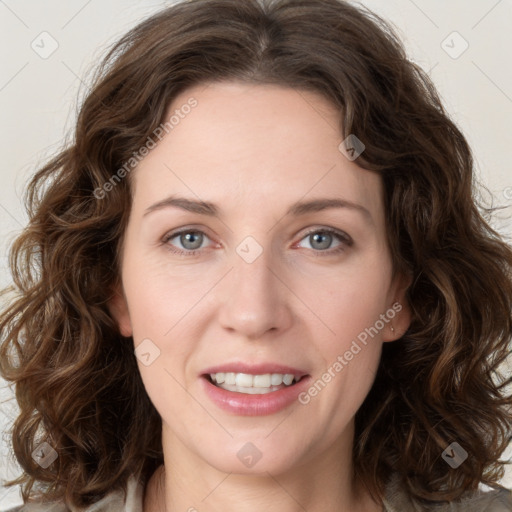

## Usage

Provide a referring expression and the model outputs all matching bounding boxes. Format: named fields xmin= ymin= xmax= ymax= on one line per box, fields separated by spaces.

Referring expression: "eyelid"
xmin=297 ymin=226 xmax=353 ymax=246
xmin=161 ymin=225 xmax=353 ymax=255
xmin=291 ymin=226 xmax=353 ymax=257
xmin=161 ymin=226 xmax=218 ymax=250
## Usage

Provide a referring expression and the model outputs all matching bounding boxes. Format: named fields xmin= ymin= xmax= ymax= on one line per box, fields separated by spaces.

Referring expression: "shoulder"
xmin=453 ymin=488 xmax=512 ymax=511
xmin=383 ymin=474 xmax=512 ymax=512
xmin=1 ymin=475 xmax=145 ymax=512
xmin=2 ymin=505 xmax=64 ymax=512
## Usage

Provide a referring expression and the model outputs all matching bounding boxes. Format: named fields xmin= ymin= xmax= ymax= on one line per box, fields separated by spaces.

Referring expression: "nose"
xmin=217 ymin=245 xmax=293 ymax=340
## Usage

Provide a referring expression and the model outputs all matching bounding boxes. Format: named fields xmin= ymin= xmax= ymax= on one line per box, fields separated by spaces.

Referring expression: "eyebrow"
xmin=143 ymin=195 xmax=373 ymax=223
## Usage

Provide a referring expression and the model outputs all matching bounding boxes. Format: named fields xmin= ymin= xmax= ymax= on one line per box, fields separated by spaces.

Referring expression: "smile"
xmin=201 ymin=372 xmax=312 ymax=416
xmin=208 ymin=372 xmax=303 ymax=394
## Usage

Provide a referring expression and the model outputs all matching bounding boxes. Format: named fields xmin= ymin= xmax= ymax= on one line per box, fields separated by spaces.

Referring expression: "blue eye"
xmin=162 ymin=227 xmax=352 ymax=256
xmin=162 ymin=230 xmax=211 ymax=255
xmin=295 ymin=228 xmax=353 ymax=255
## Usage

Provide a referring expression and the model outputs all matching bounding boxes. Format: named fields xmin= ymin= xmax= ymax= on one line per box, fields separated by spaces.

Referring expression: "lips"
xmin=201 ymin=362 xmax=309 ymax=377
xmin=200 ymin=362 xmax=311 ymax=415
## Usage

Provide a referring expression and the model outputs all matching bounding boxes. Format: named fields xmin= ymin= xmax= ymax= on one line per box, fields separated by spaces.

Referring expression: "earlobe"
xmin=108 ymin=284 xmax=133 ymax=338
xmin=383 ymin=272 xmax=413 ymax=342
xmin=383 ymin=300 xmax=411 ymax=342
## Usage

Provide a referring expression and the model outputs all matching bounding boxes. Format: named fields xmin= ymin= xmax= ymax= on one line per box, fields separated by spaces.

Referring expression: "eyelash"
xmin=161 ymin=227 xmax=353 ymax=257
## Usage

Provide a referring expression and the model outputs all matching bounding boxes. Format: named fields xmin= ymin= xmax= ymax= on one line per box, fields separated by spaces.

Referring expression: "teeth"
xmin=225 ymin=372 xmax=236 ymax=385
xmin=254 ymin=374 xmax=271 ymax=387
xmin=235 ymin=373 xmax=253 ymax=387
xmin=282 ymin=374 xmax=294 ymax=385
xmin=209 ymin=372 xmax=300 ymax=389
xmin=271 ymin=374 xmax=283 ymax=386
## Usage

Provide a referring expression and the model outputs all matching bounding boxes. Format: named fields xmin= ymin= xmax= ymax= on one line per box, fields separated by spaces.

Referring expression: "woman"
xmin=1 ymin=0 xmax=511 ymax=510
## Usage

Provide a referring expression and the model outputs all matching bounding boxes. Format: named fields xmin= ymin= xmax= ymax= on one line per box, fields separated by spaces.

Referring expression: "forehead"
xmin=131 ymin=81 xmax=383 ymax=220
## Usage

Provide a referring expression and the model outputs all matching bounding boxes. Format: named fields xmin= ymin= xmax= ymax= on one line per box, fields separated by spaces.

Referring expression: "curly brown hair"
xmin=1 ymin=0 xmax=511 ymax=508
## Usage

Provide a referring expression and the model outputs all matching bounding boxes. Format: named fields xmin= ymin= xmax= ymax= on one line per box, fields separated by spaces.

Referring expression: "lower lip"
xmin=201 ymin=375 xmax=312 ymax=416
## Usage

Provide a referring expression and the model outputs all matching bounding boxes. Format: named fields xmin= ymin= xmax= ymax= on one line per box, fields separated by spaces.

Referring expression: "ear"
xmin=108 ymin=282 xmax=133 ymax=338
xmin=382 ymin=271 xmax=412 ymax=342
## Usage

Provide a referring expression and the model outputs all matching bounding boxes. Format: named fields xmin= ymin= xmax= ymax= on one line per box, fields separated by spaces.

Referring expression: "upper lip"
xmin=201 ymin=362 xmax=309 ymax=377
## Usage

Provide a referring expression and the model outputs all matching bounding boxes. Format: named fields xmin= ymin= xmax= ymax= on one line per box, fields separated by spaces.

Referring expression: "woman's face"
xmin=111 ymin=81 xmax=410 ymax=476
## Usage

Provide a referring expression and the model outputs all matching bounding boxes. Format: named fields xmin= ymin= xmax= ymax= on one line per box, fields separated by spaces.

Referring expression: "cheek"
xmin=299 ymin=258 xmax=393 ymax=345
xmin=121 ymin=251 xmax=210 ymax=338
xmin=300 ymin=268 xmax=390 ymax=428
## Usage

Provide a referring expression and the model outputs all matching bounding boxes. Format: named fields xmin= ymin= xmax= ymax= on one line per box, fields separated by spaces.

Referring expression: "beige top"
xmin=4 ymin=473 xmax=512 ymax=511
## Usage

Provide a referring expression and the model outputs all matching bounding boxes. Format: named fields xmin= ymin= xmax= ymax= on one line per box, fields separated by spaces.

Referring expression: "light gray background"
xmin=1 ymin=0 xmax=511 ymax=508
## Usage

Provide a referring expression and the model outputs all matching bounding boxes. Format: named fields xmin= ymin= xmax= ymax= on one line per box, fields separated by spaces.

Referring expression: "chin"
xmin=198 ymin=439 xmax=305 ymax=476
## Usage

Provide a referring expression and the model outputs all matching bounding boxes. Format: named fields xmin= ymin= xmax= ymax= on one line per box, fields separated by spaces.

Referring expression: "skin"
xmin=109 ymin=81 xmax=411 ymax=512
